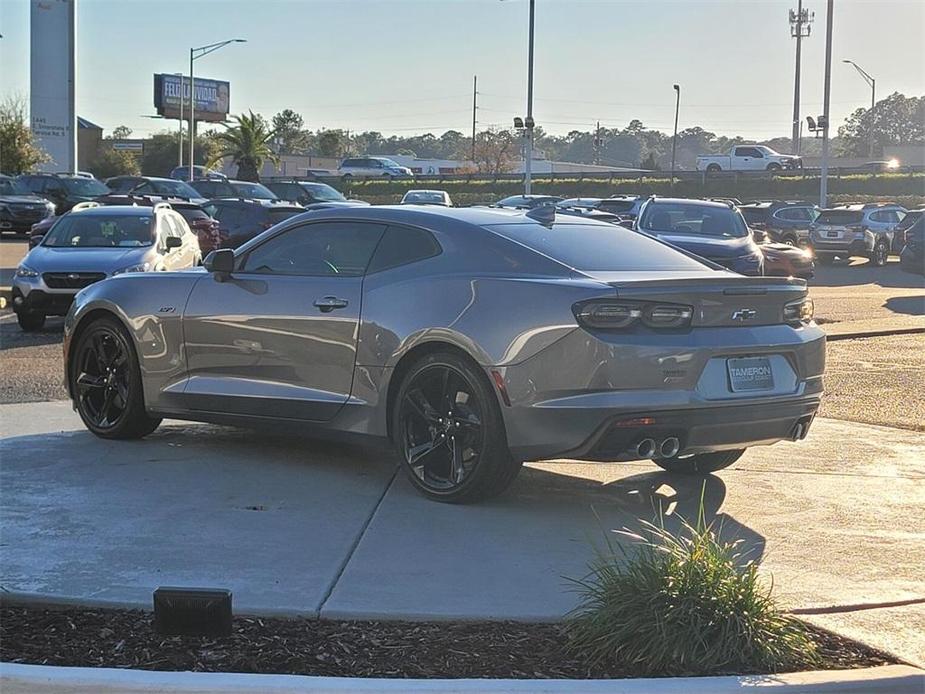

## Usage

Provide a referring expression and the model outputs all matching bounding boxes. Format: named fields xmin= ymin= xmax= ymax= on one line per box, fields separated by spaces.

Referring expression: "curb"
xmin=824 ymin=326 xmax=925 ymax=341
xmin=1 ymin=663 xmax=922 ymax=694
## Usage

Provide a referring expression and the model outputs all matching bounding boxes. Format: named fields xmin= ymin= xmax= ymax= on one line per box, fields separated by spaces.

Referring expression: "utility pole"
xmin=471 ymin=75 xmax=478 ymax=162
xmin=593 ymin=121 xmax=602 ymax=165
xmin=670 ymin=84 xmax=680 ymax=187
xmin=524 ymin=0 xmax=535 ymax=195
xmin=843 ymin=60 xmax=876 ymax=158
xmin=789 ymin=1 xmax=813 ymax=155
xmin=820 ymin=0 xmax=833 ymax=208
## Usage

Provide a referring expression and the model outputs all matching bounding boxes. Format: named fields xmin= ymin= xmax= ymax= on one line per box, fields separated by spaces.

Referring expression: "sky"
xmin=1 ymin=0 xmax=923 ymax=145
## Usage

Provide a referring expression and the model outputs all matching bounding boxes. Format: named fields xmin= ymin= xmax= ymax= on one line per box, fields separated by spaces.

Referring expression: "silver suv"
xmin=809 ymin=203 xmax=906 ymax=266
xmin=338 ymin=156 xmax=413 ymax=180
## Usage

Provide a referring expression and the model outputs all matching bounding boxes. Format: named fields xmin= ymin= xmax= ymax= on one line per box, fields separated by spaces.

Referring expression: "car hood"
xmin=648 ymin=232 xmax=755 ymax=258
xmin=0 ymin=195 xmax=48 ymax=205
xmin=24 ymin=246 xmax=153 ymax=273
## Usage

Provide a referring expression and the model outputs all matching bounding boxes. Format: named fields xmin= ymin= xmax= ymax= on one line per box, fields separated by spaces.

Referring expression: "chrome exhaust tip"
xmin=792 ymin=423 xmax=804 ymax=441
xmin=636 ymin=438 xmax=657 ymax=458
xmin=660 ymin=437 xmax=680 ymax=458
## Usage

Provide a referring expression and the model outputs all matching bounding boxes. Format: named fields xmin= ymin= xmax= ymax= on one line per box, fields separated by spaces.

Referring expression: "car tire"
xmin=392 ymin=351 xmax=521 ymax=503
xmin=766 ymin=163 xmax=782 ymax=171
xmin=706 ymin=164 xmax=721 ymax=174
xmin=341 ymin=174 xmax=353 ymax=182
xmin=382 ymin=173 xmax=394 ymax=180
xmin=654 ymin=449 xmax=745 ymax=474
xmin=16 ymin=310 xmax=46 ymax=331
xmin=870 ymin=240 xmax=889 ymax=267
xmin=781 ymin=234 xmax=798 ymax=246
xmin=70 ymin=315 xmax=161 ymax=440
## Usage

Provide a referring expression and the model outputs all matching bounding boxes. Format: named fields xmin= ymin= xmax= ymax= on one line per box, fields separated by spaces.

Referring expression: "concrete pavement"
xmin=1 ymin=401 xmax=923 ymax=666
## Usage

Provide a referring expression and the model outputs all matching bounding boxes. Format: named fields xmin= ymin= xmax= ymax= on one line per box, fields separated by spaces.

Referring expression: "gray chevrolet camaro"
xmin=63 ymin=205 xmax=825 ymax=503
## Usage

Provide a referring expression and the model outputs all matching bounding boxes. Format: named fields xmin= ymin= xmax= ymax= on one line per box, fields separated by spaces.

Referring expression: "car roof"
xmin=646 ymin=197 xmax=733 ymax=209
xmin=287 ymin=204 xmax=606 ymax=228
xmin=404 ymin=189 xmax=448 ymax=194
xmin=70 ymin=205 xmax=156 ymax=216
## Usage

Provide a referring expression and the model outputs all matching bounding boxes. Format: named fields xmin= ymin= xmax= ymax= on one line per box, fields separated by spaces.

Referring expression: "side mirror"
xmin=203 ymin=248 xmax=235 ymax=278
xmin=165 ymin=236 xmax=182 ymax=250
xmin=29 ymin=234 xmax=45 ymax=248
xmin=752 ymin=229 xmax=768 ymax=243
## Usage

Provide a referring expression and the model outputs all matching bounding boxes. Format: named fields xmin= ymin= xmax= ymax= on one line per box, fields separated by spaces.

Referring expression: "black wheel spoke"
xmin=98 ymin=388 xmax=116 ymax=425
xmin=76 ymin=372 xmax=106 ymax=392
xmin=449 ymin=436 xmax=465 ymax=484
xmin=404 ymin=390 xmax=439 ymax=424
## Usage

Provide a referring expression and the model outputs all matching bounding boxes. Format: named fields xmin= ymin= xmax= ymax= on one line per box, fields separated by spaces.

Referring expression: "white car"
xmin=697 ymin=146 xmax=802 ymax=173
xmin=339 ymin=157 xmax=413 ymax=180
xmin=400 ymin=189 xmax=452 ymax=206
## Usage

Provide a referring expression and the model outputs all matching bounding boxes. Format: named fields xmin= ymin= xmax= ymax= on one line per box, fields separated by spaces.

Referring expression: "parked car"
xmin=400 ymin=190 xmax=453 ymax=206
xmin=738 ymin=200 xmax=819 ymax=246
xmin=104 ymin=176 xmax=207 ymax=204
xmin=169 ymin=165 xmax=227 ymax=181
xmin=338 ymin=156 xmax=413 ymax=180
xmin=760 ymin=243 xmax=814 ymax=280
xmin=557 ymin=197 xmax=602 ymax=209
xmin=189 ymin=179 xmax=278 ymax=201
xmin=697 ymin=145 xmax=802 ymax=173
xmin=892 ymin=209 xmax=923 ymax=252
xmin=13 ymin=203 xmax=201 ymax=331
xmin=808 ymin=203 xmax=906 ymax=266
xmin=93 ymin=194 xmax=225 ymax=257
xmin=495 ymin=194 xmax=564 ymax=209
xmin=595 ymin=195 xmax=646 ymax=219
xmin=17 ymin=173 xmax=110 ymax=213
xmin=265 ymin=180 xmax=369 ymax=208
xmin=899 ymin=214 xmax=924 ymax=275
xmin=0 ymin=174 xmax=55 ymax=235
xmin=63 ymin=205 xmax=823 ymax=503
xmin=205 ymin=198 xmax=304 ymax=248
xmin=635 ymin=197 xmax=765 ymax=276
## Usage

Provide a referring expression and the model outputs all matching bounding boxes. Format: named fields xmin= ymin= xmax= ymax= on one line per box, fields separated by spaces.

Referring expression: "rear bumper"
xmin=811 ymin=238 xmax=871 ymax=255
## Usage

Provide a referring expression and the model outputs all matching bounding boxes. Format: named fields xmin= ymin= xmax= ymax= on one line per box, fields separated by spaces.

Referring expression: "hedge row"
xmin=341 ymin=172 xmax=925 ymax=208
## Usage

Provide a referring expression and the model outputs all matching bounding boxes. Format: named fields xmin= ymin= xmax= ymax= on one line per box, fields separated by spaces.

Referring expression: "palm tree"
xmin=208 ymin=111 xmax=278 ymax=181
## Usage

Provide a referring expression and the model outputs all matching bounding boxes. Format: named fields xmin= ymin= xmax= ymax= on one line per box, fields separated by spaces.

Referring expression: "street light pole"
xmin=789 ymin=1 xmax=813 ymax=154
xmin=670 ymin=84 xmax=680 ymax=186
xmin=524 ymin=0 xmax=535 ymax=195
xmin=188 ymin=38 xmax=247 ymax=181
xmin=843 ymin=59 xmax=876 ymax=158
xmin=820 ymin=0 xmax=833 ymax=208
xmin=176 ymin=73 xmax=184 ymax=168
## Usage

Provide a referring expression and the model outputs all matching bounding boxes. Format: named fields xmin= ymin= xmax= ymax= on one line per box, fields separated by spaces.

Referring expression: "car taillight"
xmin=573 ymin=299 xmax=693 ymax=330
xmin=784 ymin=297 xmax=814 ymax=326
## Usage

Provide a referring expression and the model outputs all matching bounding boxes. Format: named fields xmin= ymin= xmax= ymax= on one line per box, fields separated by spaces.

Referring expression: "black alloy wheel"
xmin=872 ymin=240 xmax=889 ymax=267
xmin=394 ymin=352 xmax=521 ymax=503
xmin=72 ymin=317 xmax=161 ymax=439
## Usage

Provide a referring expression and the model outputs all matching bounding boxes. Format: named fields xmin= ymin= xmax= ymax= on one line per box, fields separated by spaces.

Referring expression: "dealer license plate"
xmin=727 ymin=357 xmax=774 ymax=392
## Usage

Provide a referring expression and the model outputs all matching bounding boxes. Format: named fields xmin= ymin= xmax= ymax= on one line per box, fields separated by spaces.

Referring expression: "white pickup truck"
xmin=697 ymin=145 xmax=802 ymax=173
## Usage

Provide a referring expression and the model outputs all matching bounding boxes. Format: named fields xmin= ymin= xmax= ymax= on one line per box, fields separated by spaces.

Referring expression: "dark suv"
xmin=264 ymin=179 xmax=369 ymax=208
xmin=17 ymin=173 xmax=110 ymax=213
xmin=0 ymin=174 xmax=55 ymax=235
xmin=104 ymin=176 xmax=207 ymax=203
xmin=738 ymin=200 xmax=818 ymax=246
xmin=189 ymin=179 xmax=278 ymax=201
xmin=205 ymin=199 xmax=304 ymax=248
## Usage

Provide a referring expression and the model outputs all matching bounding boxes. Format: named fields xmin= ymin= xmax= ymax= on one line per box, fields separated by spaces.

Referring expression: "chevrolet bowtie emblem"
xmin=732 ymin=308 xmax=758 ymax=321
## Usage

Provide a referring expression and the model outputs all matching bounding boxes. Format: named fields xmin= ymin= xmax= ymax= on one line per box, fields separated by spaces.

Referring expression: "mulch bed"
xmin=0 ymin=605 xmax=897 ymax=679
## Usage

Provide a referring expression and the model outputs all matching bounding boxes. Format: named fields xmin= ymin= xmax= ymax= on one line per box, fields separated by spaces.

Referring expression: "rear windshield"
xmin=817 ymin=209 xmax=863 ymax=225
xmin=232 ymin=182 xmax=277 ymax=200
xmin=739 ymin=207 xmax=770 ymax=224
xmin=63 ymin=178 xmax=109 ymax=196
xmin=151 ymin=180 xmax=201 ymax=198
xmin=43 ymin=214 xmax=153 ymax=247
xmin=597 ymin=200 xmax=636 ymax=213
xmin=176 ymin=208 xmax=211 ymax=222
xmin=267 ymin=208 xmax=303 ymax=224
xmin=638 ymin=202 xmax=749 ymax=238
xmin=485 ymin=222 xmax=709 ymax=272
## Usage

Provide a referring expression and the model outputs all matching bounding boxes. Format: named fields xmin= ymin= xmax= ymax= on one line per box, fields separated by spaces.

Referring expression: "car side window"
xmin=242 ymin=222 xmax=386 ymax=277
xmin=868 ymin=211 xmax=885 ymax=223
xmin=367 ymin=225 xmax=442 ymax=273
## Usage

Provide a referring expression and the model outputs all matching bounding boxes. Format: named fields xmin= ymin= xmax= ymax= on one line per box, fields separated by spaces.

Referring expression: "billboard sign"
xmin=154 ymin=74 xmax=230 ymax=122
xmin=30 ymin=0 xmax=77 ymax=172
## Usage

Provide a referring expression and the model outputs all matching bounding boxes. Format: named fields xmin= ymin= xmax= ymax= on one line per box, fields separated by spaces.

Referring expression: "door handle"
xmin=313 ymin=296 xmax=349 ymax=312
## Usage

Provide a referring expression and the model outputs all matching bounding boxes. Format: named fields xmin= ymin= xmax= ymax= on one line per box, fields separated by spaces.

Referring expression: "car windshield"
xmin=302 ymin=183 xmax=345 ymax=201
xmin=151 ymin=180 xmax=201 ymax=197
xmin=638 ymin=202 xmax=749 ymax=238
xmin=403 ymin=192 xmax=446 ymax=204
xmin=0 ymin=178 xmax=33 ymax=195
xmin=486 ymin=222 xmax=709 ymax=272
xmin=816 ymin=209 xmax=864 ymax=225
xmin=231 ymin=182 xmax=277 ymax=200
xmin=267 ymin=208 xmax=303 ymax=224
xmin=42 ymin=214 xmax=154 ymax=247
xmin=62 ymin=178 xmax=110 ymax=196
